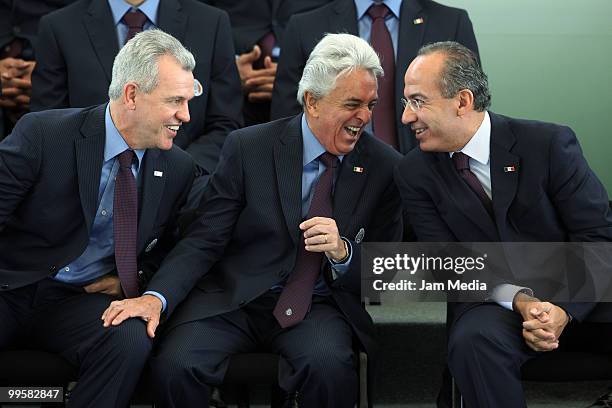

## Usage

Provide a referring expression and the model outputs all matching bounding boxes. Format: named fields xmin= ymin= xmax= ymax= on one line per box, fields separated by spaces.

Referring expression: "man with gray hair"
xmin=395 ymin=41 xmax=612 ymax=407
xmin=0 ymin=30 xmax=196 ymax=407
xmin=144 ymin=33 xmax=402 ymax=407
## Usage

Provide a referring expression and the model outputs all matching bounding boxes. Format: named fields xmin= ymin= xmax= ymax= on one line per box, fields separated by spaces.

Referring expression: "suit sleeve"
xmin=30 ymin=15 xmax=69 ymax=111
xmin=185 ymin=11 xmax=243 ymax=175
xmin=0 ymin=114 xmax=42 ymax=227
xmin=546 ymin=127 xmax=612 ymax=321
xmin=146 ymin=130 xmax=245 ymax=316
xmin=454 ymin=9 xmax=480 ymax=64
xmin=270 ymin=15 xmax=306 ymax=120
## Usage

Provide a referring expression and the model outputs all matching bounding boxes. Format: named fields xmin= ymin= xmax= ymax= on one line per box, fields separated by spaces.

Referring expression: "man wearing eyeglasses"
xmin=394 ymin=41 xmax=612 ymax=407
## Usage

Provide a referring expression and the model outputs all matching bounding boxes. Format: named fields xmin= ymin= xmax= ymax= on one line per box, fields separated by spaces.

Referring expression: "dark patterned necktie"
xmin=114 ymin=150 xmax=139 ymax=298
xmin=367 ymin=3 xmax=398 ymax=149
xmin=254 ymin=31 xmax=276 ymax=69
xmin=273 ymin=152 xmax=338 ymax=328
xmin=122 ymin=9 xmax=148 ymax=44
xmin=452 ymin=152 xmax=493 ymax=216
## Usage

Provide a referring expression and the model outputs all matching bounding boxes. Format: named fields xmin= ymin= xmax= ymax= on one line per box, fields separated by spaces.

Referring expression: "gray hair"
xmin=418 ymin=41 xmax=491 ymax=111
xmin=297 ymin=33 xmax=383 ymax=106
xmin=108 ymin=29 xmax=196 ymax=100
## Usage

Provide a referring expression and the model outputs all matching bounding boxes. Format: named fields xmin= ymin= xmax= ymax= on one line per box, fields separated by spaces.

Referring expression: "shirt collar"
xmin=355 ymin=0 xmax=402 ymax=20
xmin=105 ymin=104 xmax=146 ymax=166
xmin=450 ymin=111 xmax=491 ymax=165
xmin=108 ymin=0 xmax=159 ymax=26
xmin=301 ymin=114 xmax=344 ymax=167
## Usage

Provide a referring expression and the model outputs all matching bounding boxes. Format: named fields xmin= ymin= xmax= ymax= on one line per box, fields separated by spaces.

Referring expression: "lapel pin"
xmin=503 ymin=165 xmax=516 ymax=173
xmin=145 ymin=238 xmax=158 ymax=253
xmin=355 ymin=228 xmax=365 ymax=244
xmin=154 ymin=170 xmax=163 ymax=177
xmin=353 ymin=166 xmax=364 ymax=173
xmin=413 ymin=18 xmax=424 ymax=25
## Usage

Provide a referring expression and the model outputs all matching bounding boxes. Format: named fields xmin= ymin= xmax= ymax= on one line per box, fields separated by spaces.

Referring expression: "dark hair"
xmin=418 ymin=41 xmax=491 ymax=111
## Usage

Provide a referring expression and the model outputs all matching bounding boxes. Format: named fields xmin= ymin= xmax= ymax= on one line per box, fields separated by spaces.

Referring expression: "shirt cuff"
xmin=143 ymin=290 xmax=167 ymax=313
xmin=327 ymin=238 xmax=353 ymax=280
xmin=490 ymin=284 xmax=533 ymax=311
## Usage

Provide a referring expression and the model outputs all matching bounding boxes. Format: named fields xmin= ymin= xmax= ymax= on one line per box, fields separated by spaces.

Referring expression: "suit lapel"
xmin=136 ymin=149 xmax=166 ymax=252
xmin=489 ymin=112 xmax=520 ymax=236
xmin=432 ymin=153 xmax=498 ymax=240
xmin=333 ymin=139 xmax=369 ymax=234
xmin=83 ymin=0 xmax=119 ymax=83
xmin=395 ymin=0 xmax=425 ymax=153
xmin=157 ymin=0 xmax=187 ymax=43
xmin=331 ymin=0 xmax=359 ymax=35
xmin=274 ymin=116 xmax=304 ymax=245
xmin=76 ymin=105 xmax=107 ymax=235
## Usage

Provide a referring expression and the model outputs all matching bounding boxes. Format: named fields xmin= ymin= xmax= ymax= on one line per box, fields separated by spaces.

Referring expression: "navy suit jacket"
xmin=30 ymin=0 xmax=243 ymax=176
xmin=0 ymin=104 xmax=195 ymax=292
xmin=147 ymin=115 xmax=403 ymax=394
xmin=270 ymin=0 xmax=479 ymax=154
xmin=394 ymin=112 xmax=612 ymax=322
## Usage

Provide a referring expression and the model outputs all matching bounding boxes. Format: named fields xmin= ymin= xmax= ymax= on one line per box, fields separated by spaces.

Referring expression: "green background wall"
xmin=436 ymin=0 xmax=612 ymax=192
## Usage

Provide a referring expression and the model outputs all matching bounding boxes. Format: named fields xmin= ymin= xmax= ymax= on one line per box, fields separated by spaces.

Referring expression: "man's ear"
xmin=457 ymin=89 xmax=475 ymax=116
xmin=304 ymin=91 xmax=319 ymax=118
xmin=123 ymin=82 xmax=138 ymax=110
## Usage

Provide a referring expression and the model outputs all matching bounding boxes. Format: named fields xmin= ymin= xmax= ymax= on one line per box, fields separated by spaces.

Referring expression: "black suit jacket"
xmin=394 ymin=112 xmax=612 ymax=322
xmin=30 ymin=0 xmax=243 ymax=176
xmin=147 ymin=114 xmax=402 ymax=382
xmin=0 ymin=104 xmax=195 ymax=292
xmin=270 ymin=0 xmax=479 ymax=154
xmin=200 ymin=0 xmax=332 ymax=54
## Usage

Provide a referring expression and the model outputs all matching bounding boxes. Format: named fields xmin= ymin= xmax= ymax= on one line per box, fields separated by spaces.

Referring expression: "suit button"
xmin=1 ymin=284 xmax=8 ymax=290
xmin=138 ymin=270 xmax=144 ymax=276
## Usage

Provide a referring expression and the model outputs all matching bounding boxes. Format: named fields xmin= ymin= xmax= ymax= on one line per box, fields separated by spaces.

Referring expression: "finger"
xmin=245 ymin=76 xmax=275 ymax=88
xmin=305 ymin=232 xmax=329 ymax=246
xmin=103 ymin=307 xmax=123 ymax=326
xmin=111 ymin=309 xmax=133 ymax=326
xmin=8 ymin=77 xmax=31 ymax=89
xmin=528 ymin=328 xmax=556 ymax=342
xmin=240 ymin=45 xmax=261 ymax=63
xmin=247 ymin=92 xmax=273 ymax=102
xmin=300 ymin=217 xmax=332 ymax=230
xmin=1 ymin=87 xmax=22 ymax=97
xmin=263 ymin=56 xmax=277 ymax=70
xmin=146 ymin=319 xmax=159 ymax=338
xmin=0 ymin=99 xmax=18 ymax=109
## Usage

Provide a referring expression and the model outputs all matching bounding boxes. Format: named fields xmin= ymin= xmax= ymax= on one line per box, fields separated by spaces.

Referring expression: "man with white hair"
xmin=0 ymin=30 xmax=195 ymax=407
xmin=136 ymin=33 xmax=402 ymax=407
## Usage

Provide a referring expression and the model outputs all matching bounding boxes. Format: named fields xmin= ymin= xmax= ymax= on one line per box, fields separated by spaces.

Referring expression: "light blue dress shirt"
xmin=354 ymin=0 xmax=402 ymax=59
xmin=55 ymin=104 xmax=145 ymax=285
xmin=108 ymin=0 xmax=159 ymax=47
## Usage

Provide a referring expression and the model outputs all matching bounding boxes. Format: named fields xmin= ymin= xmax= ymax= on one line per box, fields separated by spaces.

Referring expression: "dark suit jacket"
xmin=200 ymin=0 xmax=332 ymax=54
xmin=147 ymin=114 xmax=402 ymax=395
xmin=394 ymin=112 xmax=612 ymax=322
xmin=270 ymin=0 xmax=479 ymax=154
xmin=0 ymin=104 xmax=195 ymax=292
xmin=30 ymin=0 xmax=243 ymax=176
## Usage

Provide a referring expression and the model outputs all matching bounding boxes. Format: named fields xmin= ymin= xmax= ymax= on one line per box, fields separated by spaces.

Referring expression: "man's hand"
xmin=235 ymin=46 xmax=277 ymax=102
xmin=513 ymin=292 xmax=569 ymax=352
xmin=300 ymin=216 xmax=347 ymax=262
xmin=84 ymin=275 xmax=124 ymax=297
xmin=101 ymin=295 xmax=163 ymax=338
xmin=0 ymin=58 xmax=34 ymax=110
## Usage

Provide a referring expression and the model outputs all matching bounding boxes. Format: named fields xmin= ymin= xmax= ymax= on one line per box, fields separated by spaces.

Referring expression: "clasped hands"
xmin=513 ymin=292 xmax=570 ymax=352
xmin=235 ymin=45 xmax=277 ymax=102
xmin=0 ymin=57 xmax=34 ymax=112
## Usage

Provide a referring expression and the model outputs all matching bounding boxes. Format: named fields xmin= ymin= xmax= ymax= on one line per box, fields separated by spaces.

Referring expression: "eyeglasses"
xmin=400 ymin=97 xmax=425 ymax=112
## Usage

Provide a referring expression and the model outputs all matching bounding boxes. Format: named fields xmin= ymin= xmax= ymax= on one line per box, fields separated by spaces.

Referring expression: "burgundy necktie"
xmin=273 ymin=152 xmax=338 ymax=328
xmin=114 ymin=150 xmax=139 ymax=298
xmin=452 ymin=152 xmax=493 ymax=216
xmin=122 ymin=9 xmax=148 ymax=44
xmin=367 ymin=3 xmax=398 ymax=149
xmin=254 ymin=31 xmax=276 ymax=69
